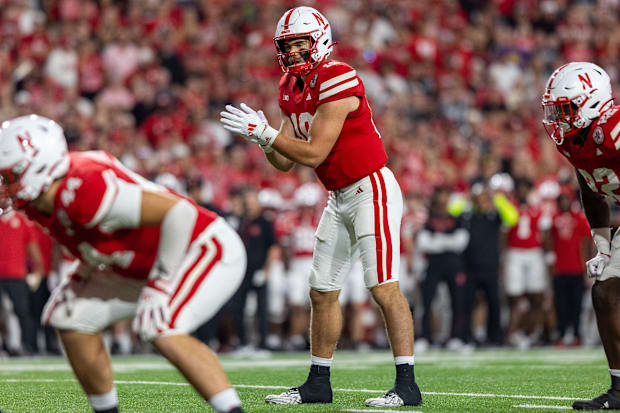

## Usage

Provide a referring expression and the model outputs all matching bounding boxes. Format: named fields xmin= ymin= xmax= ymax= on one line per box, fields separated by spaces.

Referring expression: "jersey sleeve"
xmin=317 ymin=62 xmax=364 ymax=105
xmin=62 ymin=168 xmax=120 ymax=228
xmin=599 ymin=107 xmax=620 ymax=152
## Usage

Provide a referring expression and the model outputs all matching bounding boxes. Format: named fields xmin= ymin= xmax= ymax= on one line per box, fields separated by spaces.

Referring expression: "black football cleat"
xmin=265 ymin=365 xmax=332 ymax=404
xmin=365 ymin=383 xmax=423 ymax=407
xmin=573 ymin=389 xmax=620 ymax=410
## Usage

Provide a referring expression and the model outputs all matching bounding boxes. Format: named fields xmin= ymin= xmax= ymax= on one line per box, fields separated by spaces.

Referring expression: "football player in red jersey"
xmin=0 ymin=115 xmax=246 ymax=413
xmin=220 ymin=6 xmax=421 ymax=408
xmin=542 ymin=62 xmax=620 ymax=410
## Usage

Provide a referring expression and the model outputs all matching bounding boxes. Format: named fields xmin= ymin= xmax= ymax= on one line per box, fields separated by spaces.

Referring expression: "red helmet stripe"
xmin=546 ymin=63 xmax=570 ymax=89
xmin=283 ymin=8 xmax=296 ymax=26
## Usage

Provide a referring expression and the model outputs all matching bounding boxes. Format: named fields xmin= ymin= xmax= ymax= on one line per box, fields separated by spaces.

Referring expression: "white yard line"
xmin=0 ymin=378 xmax=577 ymax=402
xmin=342 ymin=409 xmax=423 ymax=412
xmin=513 ymin=404 xmax=572 ymax=410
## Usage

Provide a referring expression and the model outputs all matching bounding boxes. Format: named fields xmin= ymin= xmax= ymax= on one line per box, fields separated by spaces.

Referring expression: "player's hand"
xmin=133 ymin=283 xmax=171 ymax=342
xmin=586 ymin=252 xmax=611 ymax=278
xmin=25 ymin=272 xmax=42 ymax=292
xmin=220 ymin=103 xmax=278 ymax=149
xmin=257 ymin=110 xmax=274 ymax=153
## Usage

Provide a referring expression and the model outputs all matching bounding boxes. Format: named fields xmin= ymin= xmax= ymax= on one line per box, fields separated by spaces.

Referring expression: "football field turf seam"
xmin=1 ymin=378 xmax=577 ymax=401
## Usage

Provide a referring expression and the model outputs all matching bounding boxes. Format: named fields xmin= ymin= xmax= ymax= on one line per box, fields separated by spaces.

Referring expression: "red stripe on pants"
xmin=169 ymin=244 xmax=208 ymax=304
xmin=170 ymin=237 xmax=223 ymax=328
xmin=377 ymin=170 xmax=393 ymax=281
xmin=369 ymin=173 xmax=384 ymax=283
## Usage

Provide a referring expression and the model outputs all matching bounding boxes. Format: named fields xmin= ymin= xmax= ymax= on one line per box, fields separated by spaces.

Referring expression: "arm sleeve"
xmin=149 ymin=199 xmax=197 ymax=283
xmin=97 ymin=178 xmax=142 ymax=233
xmin=493 ymin=193 xmax=519 ymax=227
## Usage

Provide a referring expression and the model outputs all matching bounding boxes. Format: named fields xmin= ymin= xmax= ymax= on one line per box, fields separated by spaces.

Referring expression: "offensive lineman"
xmin=543 ymin=62 xmax=620 ymax=410
xmin=220 ymin=6 xmax=422 ymax=408
xmin=0 ymin=115 xmax=246 ymax=413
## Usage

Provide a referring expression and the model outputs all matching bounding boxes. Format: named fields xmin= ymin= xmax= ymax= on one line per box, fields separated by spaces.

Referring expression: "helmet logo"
xmin=17 ymin=132 xmax=38 ymax=157
xmin=578 ymin=73 xmax=592 ymax=90
xmin=312 ymin=13 xmax=328 ymax=30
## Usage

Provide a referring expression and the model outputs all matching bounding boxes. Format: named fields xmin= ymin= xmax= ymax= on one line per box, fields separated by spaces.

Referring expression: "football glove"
xmin=586 ymin=252 xmax=611 ymax=278
xmin=220 ymin=103 xmax=278 ymax=149
xmin=133 ymin=282 xmax=171 ymax=342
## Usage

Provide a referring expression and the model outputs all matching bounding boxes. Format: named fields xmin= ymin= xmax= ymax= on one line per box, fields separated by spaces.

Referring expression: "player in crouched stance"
xmin=220 ymin=6 xmax=421 ymax=408
xmin=543 ymin=62 xmax=620 ymax=410
xmin=0 ymin=115 xmax=246 ymax=413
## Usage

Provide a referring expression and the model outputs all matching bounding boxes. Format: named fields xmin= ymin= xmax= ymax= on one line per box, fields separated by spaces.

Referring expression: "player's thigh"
xmin=310 ymin=207 xmax=353 ymax=291
xmin=166 ymin=219 xmax=246 ymax=335
xmin=42 ymin=269 xmax=141 ymax=334
xmin=504 ymin=249 xmax=526 ymax=297
xmin=288 ymin=258 xmax=312 ymax=305
xmin=524 ymin=249 xmax=547 ymax=293
xmin=354 ymin=168 xmax=404 ymax=289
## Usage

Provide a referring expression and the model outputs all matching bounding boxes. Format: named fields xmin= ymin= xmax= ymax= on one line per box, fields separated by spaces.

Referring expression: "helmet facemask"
xmin=275 ymin=34 xmax=320 ymax=76
xmin=0 ymin=163 xmax=28 ymax=215
xmin=542 ymin=97 xmax=579 ymax=145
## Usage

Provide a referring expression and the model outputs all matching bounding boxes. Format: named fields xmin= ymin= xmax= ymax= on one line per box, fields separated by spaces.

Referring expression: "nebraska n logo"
xmin=578 ymin=73 xmax=592 ymax=90
xmin=16 ymin=132 xmax=38 ymax=156
xmin=247 ymin=123 xmax=257 ymax=136
xmin=312 ymin=13 xmax=329 ymax=30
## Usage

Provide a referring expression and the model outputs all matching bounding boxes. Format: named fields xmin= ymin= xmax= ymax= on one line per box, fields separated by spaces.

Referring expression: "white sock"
xmin=87 ymin=387 xmax=118 ymax=411
xmin=610 ymin=369 xmax=620 ymax=378
xmin=311 ymin=355 xmax=333 ymax=367
xmin=394 ymin=356 xmax=414 ymax=366
xmin=209 ymin=388 xmax=241 ymax=413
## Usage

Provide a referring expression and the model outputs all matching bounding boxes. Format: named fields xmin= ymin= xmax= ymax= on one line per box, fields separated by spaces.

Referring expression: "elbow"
xmin=305 ymin=153 xmax=327 ymax=169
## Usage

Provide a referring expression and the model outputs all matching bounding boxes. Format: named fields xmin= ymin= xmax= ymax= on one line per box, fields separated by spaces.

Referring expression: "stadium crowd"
xmin=0 ymin=0 xmax=618 ymax=355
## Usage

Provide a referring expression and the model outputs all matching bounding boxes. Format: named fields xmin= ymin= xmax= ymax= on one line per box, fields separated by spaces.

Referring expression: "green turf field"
xmin=0 ymin=348 xmax=612 ymax=412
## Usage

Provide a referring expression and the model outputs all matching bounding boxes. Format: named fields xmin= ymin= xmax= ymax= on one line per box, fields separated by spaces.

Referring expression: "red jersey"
xmin=0 ymin=212 xmax=36 ymax=278
xmin=550 ymin=210 xmax=590 ymax=275
xmin=506 ymin=204 xmax=549 ymax=249
xmin=25 ymin=151 xmax=217 ymax=280
xmin=556 ymin=106 xmax=620 ymax=204
xmin=278 ymin=59 xmax=387 ymax=190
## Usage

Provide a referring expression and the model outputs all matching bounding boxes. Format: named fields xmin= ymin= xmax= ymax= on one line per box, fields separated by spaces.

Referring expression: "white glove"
xmin=257 ymin=110 xmax=273 ymax=153
xmin=133 ymin=283 xmax=171 ymax=342
xmin=220 ymin=103 xmax=278 ymax=149
xmin=586 ymin=252 xmax=611 ymax=278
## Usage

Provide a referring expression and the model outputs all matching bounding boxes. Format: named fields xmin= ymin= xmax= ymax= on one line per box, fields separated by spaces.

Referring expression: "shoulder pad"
xmin=316 ymin=60 xmax=362 ymax=103
xmin=62 ymin=167 xmax=119 ymax=228
xmin=594 ymin=106 xmax=620 ymax=151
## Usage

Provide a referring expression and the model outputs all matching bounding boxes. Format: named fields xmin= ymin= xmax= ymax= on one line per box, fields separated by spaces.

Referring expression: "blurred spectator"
xmin=416 ymin=186 xmax=470 ymax=350
xmin=0 ymin=211 xmax=44 ymax=355
xmin=504 ymin=178 xmax=551 ymax=349
xmin=231 ymin=187 xmax=278 ymax=351
xmin=282 ymin=183 xmax=323 ymax=350
xmin=460 ymin=183 xmax=518 ymax=346
xmin=546 ymin=193 xmax=591 ymax=347
xmin=28 ymin=225 xmax=60 ymax=355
